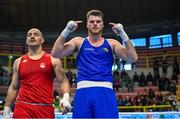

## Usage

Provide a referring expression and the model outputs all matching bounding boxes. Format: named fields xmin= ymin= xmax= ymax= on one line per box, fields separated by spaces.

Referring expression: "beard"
xmin=89 ymin=28 xmax=103 ymax=35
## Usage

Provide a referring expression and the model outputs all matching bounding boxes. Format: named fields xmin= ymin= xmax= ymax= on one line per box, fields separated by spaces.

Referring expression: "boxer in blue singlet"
xmin=52 ymin=10 xmax=138 ymax=118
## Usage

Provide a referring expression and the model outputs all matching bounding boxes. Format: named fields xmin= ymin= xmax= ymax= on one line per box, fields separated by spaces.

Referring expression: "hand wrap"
xmin=113 ymin=23 xmax=129 ymax=42
xmin=60 ymin=93 xmax=72 ymax=111
xmin=61 ymin=21 xmax=78 ymax=39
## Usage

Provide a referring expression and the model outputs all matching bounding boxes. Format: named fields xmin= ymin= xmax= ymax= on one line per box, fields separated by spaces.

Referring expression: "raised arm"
xmin=51 ymin=57 xmax=71 ymax=114
xmin=3 ymin=58 xmax=20 ymax=118
xmin=109 ymin=23 xmax=138 ymax=63
xmin=51 ymin=21 xmax=83 ymax=58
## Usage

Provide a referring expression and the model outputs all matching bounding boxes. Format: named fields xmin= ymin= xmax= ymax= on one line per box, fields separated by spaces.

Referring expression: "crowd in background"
xmin=117 ymin=91 xmax=178 ymax=112
xmin=0 ymin=56 xmax=180 ymax=112
xmin=112 ymin=56 xmax=180 ymax=111
xmin=113 ymin=70 xmax=177 ymax=94
xmin=0 ymin=64 xmax=12 ymax=86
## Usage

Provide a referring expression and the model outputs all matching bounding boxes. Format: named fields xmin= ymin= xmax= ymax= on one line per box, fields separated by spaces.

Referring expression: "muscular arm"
xmin=51 ymin=20 xmax=83 ymax=58
xmin=110 ymin=39 xmax=138 ymax=63
xmin=5 ymin=58 xmax=20 ymax=108
xmin=52 ymin=57 xmax=70 ymax=94
xmin=51 ymin=35 xmax=66 ymax=58
xmin=51 ymin=37 xmax=82 ymax=58
xmin=109 ymin=23 xmax=138 ymax=63
xmin=52 ymin=57 xmax=71 ymax=113
xmin=123 ymin=40 xmax=138 ymax=63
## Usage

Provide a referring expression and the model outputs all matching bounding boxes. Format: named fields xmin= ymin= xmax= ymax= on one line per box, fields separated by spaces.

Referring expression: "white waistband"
xmin=77 ymin=81 xmax=113 ymax=89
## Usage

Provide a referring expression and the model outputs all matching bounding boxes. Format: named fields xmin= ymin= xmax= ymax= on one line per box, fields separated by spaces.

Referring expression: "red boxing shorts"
xmin=13 ymin=101 xmax=54 ymax=118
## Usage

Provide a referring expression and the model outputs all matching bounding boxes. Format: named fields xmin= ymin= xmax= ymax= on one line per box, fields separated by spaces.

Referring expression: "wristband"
xmin=60 ymin=27 xmax=71 ymax=39
xmin=60 ymin=21 xmax=77 ymax=39
xmin=3 ymin=106 xmax=11 ymax=118
xmin=63 ymin=93 xmax=70 ymax=101
xmin=119 ymin=30 xmax=129 ymax=42
xmin=60 ymin=93 xmax=72 ymax=111
xmin=112 ymin=23 xmax=129 ymax=42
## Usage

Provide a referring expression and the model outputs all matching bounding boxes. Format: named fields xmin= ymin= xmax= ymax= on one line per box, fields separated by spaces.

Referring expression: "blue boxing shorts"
xmin=72 ymin=81 xmax=119 ymax=118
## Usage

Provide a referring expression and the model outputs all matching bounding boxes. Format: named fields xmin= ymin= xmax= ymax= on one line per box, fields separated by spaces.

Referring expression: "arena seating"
xmin=1 ymin=41 xmax=180 ymax=69
xmin=133 ymin=86 xmax=158 ymax=93
xmin=53 ymin=81 xmax=162 ymax=99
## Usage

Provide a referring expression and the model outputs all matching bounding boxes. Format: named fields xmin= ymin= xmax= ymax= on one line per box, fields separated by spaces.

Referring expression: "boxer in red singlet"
xmin=3 ymin=28 xmax=71 ymax=118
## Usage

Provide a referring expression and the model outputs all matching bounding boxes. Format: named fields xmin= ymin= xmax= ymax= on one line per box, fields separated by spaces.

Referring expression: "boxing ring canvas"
xmin=0 ymin=111 xmax=180 ymax=119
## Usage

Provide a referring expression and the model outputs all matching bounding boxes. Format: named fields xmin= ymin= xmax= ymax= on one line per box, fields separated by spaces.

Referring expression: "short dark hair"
xmin=86 ymin=10 xmax=103 ymax=20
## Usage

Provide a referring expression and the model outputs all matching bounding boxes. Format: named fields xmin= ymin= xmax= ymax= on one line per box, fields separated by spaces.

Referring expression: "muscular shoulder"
xmin=70 ymin=36 xmax=84 ymax=45
xmin=66 ymin=36 xmax=84 ymax=51
xmin=50 ymin=56 xmax=62 ymax=67
xmin=106 ymin=38 xmax=121 ymax=46
xmin=72 ymin=36 xmax=84 ymax=41
xmin=106 ymin=38 xmax=125 ymax=51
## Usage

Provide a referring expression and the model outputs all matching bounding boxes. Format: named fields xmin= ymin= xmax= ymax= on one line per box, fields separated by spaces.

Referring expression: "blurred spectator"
xmin=172 ymin=57 xmax=179 ymax=75
xmin=53 ymin=89 xmax=59 ymax=98
xmin=54 ymin=95 xmax=60 ymax=112
xmin=133 ymin=71 xmax=139 ymax=87
xmin=126 ymin=73 xmax=134 ymax=92
xmin=0 ymin=64 xmax=5 ymax=85
xmin=120 ymin=70 xmax=127 ymax=92
xmin=169 ymin=80 xmax=176 ymax=95
xmin=156 ymin=92 xmax=164 ymax=105
xmin=72 ymin=73 xmax=76 ymax=84
xmin=153 ymin=58 xmax=160 ymax=76
xmin=167 ymin=92 xmax=176 ymax=105
xmin=3 ymin=70 xmax=10 ymax=86
xmin=114 ymin=58 xmax=121 ymax=70
xmin=171 ymin=72 xmax=178 ymax=84
xmin=0 ymin=64 xmax=4 ymax=75
xmin=139 ymin=72 xmax=146 ymax=87
xmin=117 ymin=95 xmax=123 ymax=106
xmin=148 ymin=88 xmax=155 ymax=100
xmin=176 ymin=101 xmax=180 ymax=111
xmin=113 ymin=70 xmax=119 ymax=80
xmin=161 ymin=58 xmax=169 ymax=75
xmin=124 ymin=97 xmax=134 ymax=112
xmin=121 ymin=60 xmax=126 ymax=70
xmin=159 ymin=73 xmax=170 ymax=91
xmin=154 ymin=73 xmax=160 ymax=86
xmin=0 ymin=97 xmax=5 ymax=106
xmin=131 ymin=62 xmax=136 ymax=70
xmin=134 ymin=93 xmax=141 ymax=105
xmin=146 ymin=72 xmax=153 ymax=86
xmin=120 ymin=69 xmax=126 ymax=78
xmin=140 ymin=94 xmax=148 ymax=106
xmin=113 ymin=71 xmax=120 ymax=92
